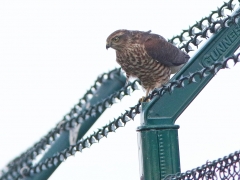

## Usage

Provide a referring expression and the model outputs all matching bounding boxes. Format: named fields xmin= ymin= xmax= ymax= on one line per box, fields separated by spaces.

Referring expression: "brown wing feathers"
xmin=144 ymin=34 xmax=190 ymax=66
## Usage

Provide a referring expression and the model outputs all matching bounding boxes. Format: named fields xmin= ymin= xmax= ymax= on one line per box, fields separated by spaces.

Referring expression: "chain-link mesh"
xmin=164 ymin=150 xmax=240 ymax=180
xmin=0 ymin=69 xmax=141 ymax=180
xmin=168 ymin=0 xmax=239 ymax=52
xmin=0 ymin=0 xmax=239 ymax=179
xmin=17 ymin=51 xmax=240 ymax=180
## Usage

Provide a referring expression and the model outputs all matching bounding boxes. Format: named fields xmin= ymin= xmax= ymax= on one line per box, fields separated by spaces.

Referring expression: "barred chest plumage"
xmin=116 ymin=44 xmax=171 ymax=90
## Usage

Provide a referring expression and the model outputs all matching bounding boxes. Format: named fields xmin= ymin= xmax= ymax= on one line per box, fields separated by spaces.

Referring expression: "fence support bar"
xmin=137 ymin=123 xmax=180 ymax=180
xmin=23 ymin=69 xmax=126 ymax=180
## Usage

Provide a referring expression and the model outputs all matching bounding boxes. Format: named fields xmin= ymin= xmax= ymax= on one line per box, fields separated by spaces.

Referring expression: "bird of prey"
xmin=106 ymin=29 xmax=190 ymax=100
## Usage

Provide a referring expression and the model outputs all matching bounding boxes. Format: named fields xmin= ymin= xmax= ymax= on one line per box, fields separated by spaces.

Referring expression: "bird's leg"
xmin=125 ymin=74 xmax=130 ymax=87
xmin=139 ymin=88 xmax=151 ymax=102
xmin=144 ymin=88 xmax=151 ymax=102
xmin=145 ymin=88 xmax=150 ymax=97
xmin=125 ymin=79 xmax=129 ymax=87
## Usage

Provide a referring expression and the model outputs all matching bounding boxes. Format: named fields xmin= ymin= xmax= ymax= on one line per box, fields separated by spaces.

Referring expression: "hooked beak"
xmin=106 ymin=43 xmax=111 ymax=50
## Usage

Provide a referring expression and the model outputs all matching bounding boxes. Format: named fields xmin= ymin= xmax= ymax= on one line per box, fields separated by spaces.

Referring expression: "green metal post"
xmin=23 ymin=69 xmax=126 ymax=180
xmin=137 ymin=8 xmax=240 ymax=180
xmin=138 ymin=121 xmax=180 ymax=180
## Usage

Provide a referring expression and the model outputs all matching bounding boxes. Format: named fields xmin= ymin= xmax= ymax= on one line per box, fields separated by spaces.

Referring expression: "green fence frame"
xmin=2 ymin=5 xmax=239 ymax=180
xmin=137 ymin=7 xmax=240 ymax=180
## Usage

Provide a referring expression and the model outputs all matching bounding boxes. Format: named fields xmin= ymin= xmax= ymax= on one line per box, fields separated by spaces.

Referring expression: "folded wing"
xmin=144 ymin=34 xmax=190 ymax=67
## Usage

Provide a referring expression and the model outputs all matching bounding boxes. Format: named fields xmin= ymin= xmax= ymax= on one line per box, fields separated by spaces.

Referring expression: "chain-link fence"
xmin=0 ymin=0 xmax=240 ymax=179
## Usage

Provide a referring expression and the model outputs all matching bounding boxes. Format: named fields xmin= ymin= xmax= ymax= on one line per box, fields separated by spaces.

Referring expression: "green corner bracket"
xmin=137 ymin=8 xmax=240 ymax=180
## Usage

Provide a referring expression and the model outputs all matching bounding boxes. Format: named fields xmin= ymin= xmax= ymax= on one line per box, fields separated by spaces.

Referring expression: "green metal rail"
xmin=23 ymin=7 xmax=240 ymax=180
xmin=23 ymin=70 xmax=126 ymax=180
xmin=137 ymin=7 xmax=240 ymax=180
xmin=1 ymin=3 xmax=239 ymax=180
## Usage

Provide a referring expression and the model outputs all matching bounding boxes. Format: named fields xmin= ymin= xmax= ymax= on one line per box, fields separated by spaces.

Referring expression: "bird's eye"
xmin=113 ymin=37 xmax=119 ymax=42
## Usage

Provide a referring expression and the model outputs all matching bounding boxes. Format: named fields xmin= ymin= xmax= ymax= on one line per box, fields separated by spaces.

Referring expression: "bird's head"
xmin=106 ymin=29 xmax=131 ymax=51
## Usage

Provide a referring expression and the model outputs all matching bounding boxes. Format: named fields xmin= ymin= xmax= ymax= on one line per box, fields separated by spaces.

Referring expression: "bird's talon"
xmin=139 ymin=96 xmax=150 ymax=103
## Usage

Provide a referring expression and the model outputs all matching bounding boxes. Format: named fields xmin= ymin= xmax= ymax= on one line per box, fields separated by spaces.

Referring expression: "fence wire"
xmin=164 ymin=150 xmax=240 ymax=180
xmin=0 ymin=0 xmax=239 ymax=179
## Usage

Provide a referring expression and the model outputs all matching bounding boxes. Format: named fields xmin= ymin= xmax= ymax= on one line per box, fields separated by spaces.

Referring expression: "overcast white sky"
xmin=0 ymin=0 xmax=240 ymax=179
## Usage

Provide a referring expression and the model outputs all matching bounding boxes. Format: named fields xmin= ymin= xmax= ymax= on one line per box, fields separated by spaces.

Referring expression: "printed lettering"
xmin=216 ymin=42 xmax=227 ymax=53
xmin=234 ymin=24 xmax=240 ymax=35
xmin=228 ymin=31 xmax=237 ymax=42
xmin=222 ymin=36 xmax=232 ymax=47
xmin=210 ymin=49 xmax=220 ymax=60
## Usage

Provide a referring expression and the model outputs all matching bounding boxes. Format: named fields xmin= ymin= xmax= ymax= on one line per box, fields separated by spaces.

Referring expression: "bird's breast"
xmin=116 ymin=45 xmax=148 ymax=69
xmin=115 ymin=45 xmax=171 ymax=89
